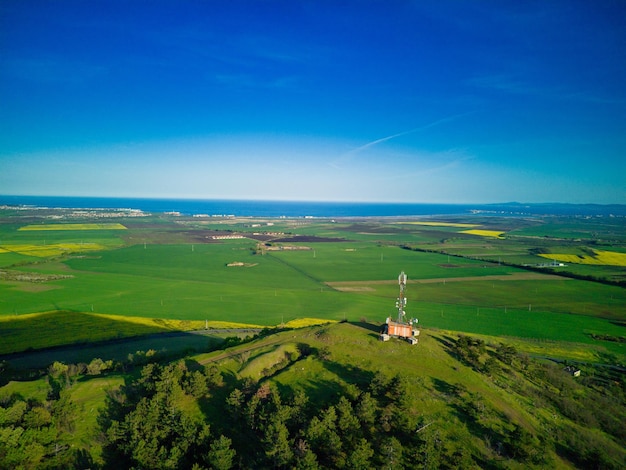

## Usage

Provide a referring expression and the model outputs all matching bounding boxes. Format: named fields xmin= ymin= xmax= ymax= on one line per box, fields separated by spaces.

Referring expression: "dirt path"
xmin=196 ymin=335 xmax=283 ymax=366
xmin=327 ymin=271 xmax=571 ymax=289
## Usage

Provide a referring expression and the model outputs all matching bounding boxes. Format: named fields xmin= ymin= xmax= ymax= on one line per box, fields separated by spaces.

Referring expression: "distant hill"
xmin=483 ymin=202 xmax=626 ymax=216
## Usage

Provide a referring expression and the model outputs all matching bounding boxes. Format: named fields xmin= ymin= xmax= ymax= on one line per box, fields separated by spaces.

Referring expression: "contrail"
xmin=331 ymin=111 xmax=476 ymax=168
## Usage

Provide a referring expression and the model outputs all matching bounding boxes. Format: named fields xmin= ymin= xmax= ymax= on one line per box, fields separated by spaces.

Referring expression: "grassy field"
xmin=0 ymin=211 xmax=624 ymax=365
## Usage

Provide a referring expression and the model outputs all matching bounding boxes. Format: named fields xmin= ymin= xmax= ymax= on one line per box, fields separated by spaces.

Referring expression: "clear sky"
xmin=1 ymin=0 xmax=625 ymax=203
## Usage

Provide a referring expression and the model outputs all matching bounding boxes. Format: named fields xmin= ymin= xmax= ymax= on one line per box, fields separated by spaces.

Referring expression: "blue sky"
xmin=1 ymin=0 xmax=625 ymax=203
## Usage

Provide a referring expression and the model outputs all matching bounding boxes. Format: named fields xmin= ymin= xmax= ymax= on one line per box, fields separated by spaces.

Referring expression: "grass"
xmin=0 ymin=310 xmax=267 ymax=356
xmin=395 ymin=221 xmax=479 ymax=227
xmin=0 ymin=238 xmax=624 ymax=361
xmin=0 ymin=213 xmax=624 ymax=365
xmin=0 ymin=377 xmax=49 ymax=403
xmin=0 ymin=311 xmax=169 ymax=354
xmin=4 ymin=334 xmax=227 ymax=371
xmin=67 ymin=375 xmax=126 ymax=460
xmin=238 ymin=343 xmax=299 ymax=379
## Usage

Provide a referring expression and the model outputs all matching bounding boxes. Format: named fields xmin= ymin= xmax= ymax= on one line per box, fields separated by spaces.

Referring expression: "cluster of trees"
xmin=0 ymin=370 xmax=87 ymax=468
xmin=101 ymin=357 xmax=484 ymax=469
xmin=452 ymin=335 xmax=504 ymax=376
xmin=101 ymin=360 xmax=231 ymax=469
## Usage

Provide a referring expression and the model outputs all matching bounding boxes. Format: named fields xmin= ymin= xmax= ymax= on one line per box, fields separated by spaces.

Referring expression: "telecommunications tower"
xmin=380 ymin=271 xmax=419 ymax=345
xmin=396 ymin=271 xmax=407 ymax=323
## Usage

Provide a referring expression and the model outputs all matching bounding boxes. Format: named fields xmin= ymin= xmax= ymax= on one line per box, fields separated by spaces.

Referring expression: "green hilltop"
xmin=2 ymin=322 xmax=625 ymax=468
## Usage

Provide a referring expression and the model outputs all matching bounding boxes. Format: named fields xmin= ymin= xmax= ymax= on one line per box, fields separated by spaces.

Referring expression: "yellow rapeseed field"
xmin=539 ymin=250 xmax=626 ymax=267
xmin=1 ymin=242 xmax=106 ymax=257
xmin=460 ymin=229 xmax=505 ymax=238
xmin=18 ymin=223 xmax=127 ymax=231
xmin=283 ymin=318 xmax=337 ymax=328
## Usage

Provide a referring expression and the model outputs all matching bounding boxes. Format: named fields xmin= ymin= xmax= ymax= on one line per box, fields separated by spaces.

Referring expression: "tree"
xmin=226 ymin=388 xmax=244 ymax=419
xmin=495 ymin=343 xmax=517 ymax=365
xmin=52 ymin=390 xmax=77 ymax=433
xmin=336 ymin=396 xmax=359 ymax=436
xmin=347 ymin=438 xmax=373 ymax=469
xmin=294 ymin=439 xmax=319 ymax=470
xmin=370 ymin=371 xmax=390 ymax=398
xmin=380 ymin=436 xmax=403 ymax=469
xmin=187 ymin=370 xmax=209 ymax=398
xmin=263 ymin=418 xmax=293 ymax=467
xmin=205 ymin=364 xmax=224 ymax=387
xmin=48 ymin=361 xmax=71 ymax=398
xmin=356 ymin=392 xmax=377 ymax=427
xmin=87 ymin=357 xmax=111 ymax=375
xmin=207 ymin=435 xmax=236 ymax=470
xmin=23 ymin=406 xmax=52 ymax=429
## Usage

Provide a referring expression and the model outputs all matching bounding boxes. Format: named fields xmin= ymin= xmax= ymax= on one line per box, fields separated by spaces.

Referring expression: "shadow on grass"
xmin=0 ymin=321 xmax=228 ymax=385
xmin=322 ymin=359 xmax=375 ymax=390
xmin=429 ymin=334 xmax=460 ymax=363
xmin=351 ymin=321 xmax=384 ymax=334
xmin=431 ymin=377 xmax=509 ymax=470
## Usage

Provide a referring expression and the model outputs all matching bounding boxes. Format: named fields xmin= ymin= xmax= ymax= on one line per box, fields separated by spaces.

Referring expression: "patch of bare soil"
xmin=227 ymin=262 xmax=258 ymax=267
xmin=272 ymin=236 xmax=348 ymax=243
xmin=0 ymin=270 xmax=73 ymax=282
xmin=9 ymin=282 xmax=62 ymax=292
xmin=265 ymin=245 xmax=311 ymax=251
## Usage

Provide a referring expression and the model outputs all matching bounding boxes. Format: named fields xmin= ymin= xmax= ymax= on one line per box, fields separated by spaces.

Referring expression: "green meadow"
xmin=0 ymin=211 xmax=625 ymax=364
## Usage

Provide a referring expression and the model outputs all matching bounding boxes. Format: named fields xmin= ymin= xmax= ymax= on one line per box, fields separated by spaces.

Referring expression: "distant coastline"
xmin=1 ymin=195 xmax=625 ymax=218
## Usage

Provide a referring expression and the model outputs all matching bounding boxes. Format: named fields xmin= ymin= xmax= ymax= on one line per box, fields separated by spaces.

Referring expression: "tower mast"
xmin=396 ymin=271 xmax=407 ymax=323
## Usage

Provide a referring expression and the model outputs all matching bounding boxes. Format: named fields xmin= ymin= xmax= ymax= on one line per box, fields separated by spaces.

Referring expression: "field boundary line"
xmin=326 ymin=271 xmax=572 ymax=287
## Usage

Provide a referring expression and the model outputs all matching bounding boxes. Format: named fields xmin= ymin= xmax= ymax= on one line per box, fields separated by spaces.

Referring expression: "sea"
xmin=1 ymin=195 xmax=625 ymax=218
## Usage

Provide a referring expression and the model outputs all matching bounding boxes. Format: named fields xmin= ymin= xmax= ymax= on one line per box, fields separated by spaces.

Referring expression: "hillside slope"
xmin=3 ymin=322 xmax=623 ymax=468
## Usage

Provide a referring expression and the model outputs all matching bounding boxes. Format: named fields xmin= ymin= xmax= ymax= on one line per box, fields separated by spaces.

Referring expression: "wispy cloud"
xmin=330 ymin=111 xmax=476 ymax=169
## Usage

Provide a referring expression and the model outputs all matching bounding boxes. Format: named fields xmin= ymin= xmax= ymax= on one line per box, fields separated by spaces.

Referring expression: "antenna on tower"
xmin=396 ymin=271 xmax=407 ymax=323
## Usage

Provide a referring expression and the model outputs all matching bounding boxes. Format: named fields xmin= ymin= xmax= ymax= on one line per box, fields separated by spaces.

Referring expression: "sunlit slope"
xmin=195 ymin=322 xmax=625 ymax=468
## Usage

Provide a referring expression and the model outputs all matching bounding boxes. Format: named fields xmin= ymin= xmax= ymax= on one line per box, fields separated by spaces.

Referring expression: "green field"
xmin=0 ymin=210 xmax=625 ymax=365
